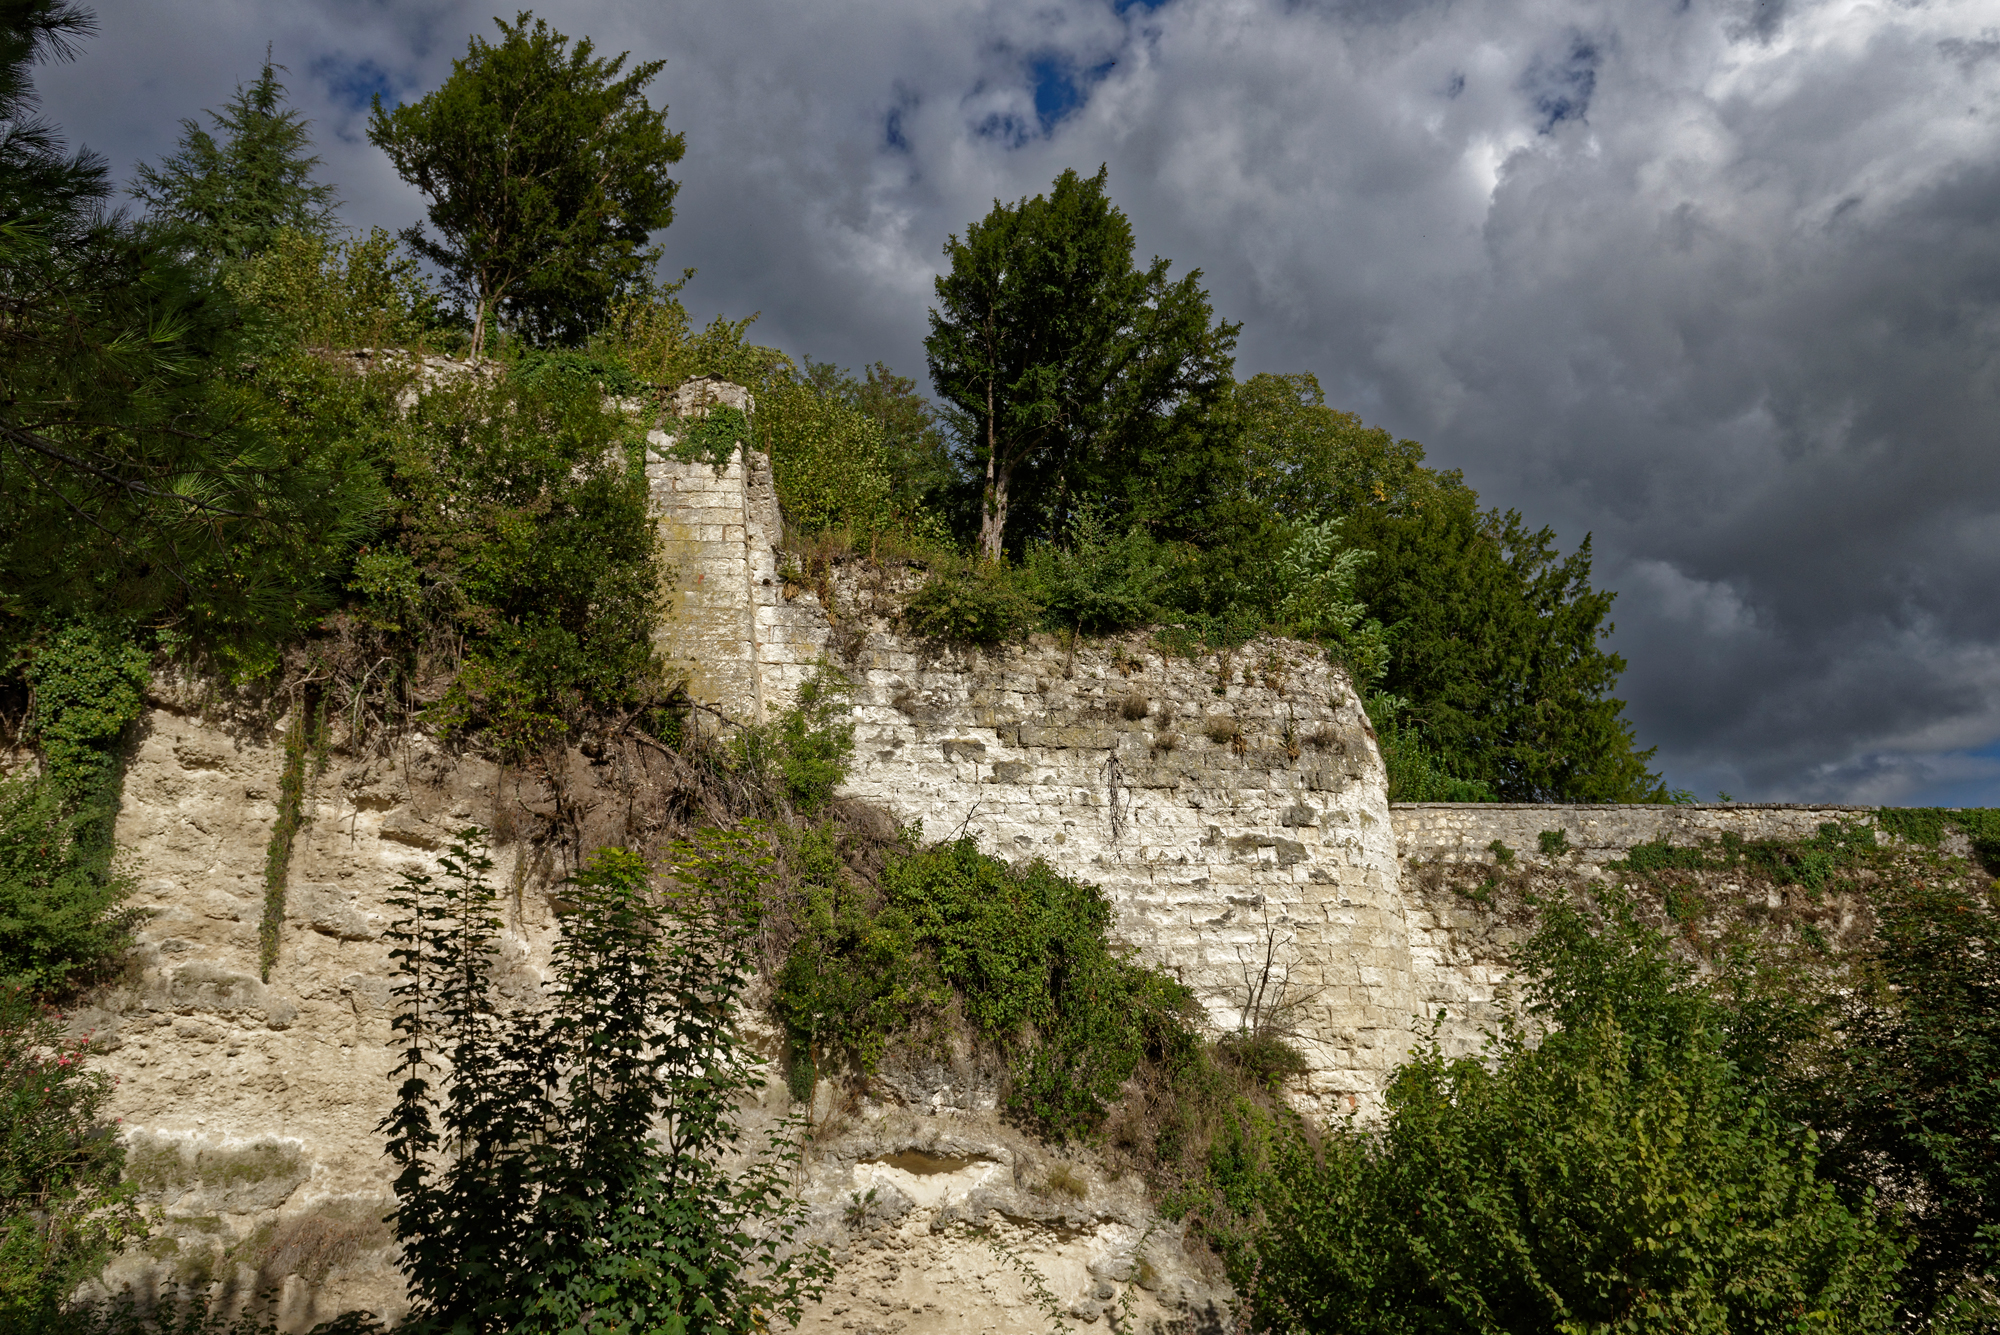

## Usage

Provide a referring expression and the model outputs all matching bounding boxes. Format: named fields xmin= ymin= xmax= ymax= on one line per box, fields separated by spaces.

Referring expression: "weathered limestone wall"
xmin=1394 ymin=801 xmax=1882 ymax=866
xmin=645 ymin=382 xmax=828 ymax=725
xmin=81 ymin=380 xmax=1917 ymax=1329
xmin=1394 ymin=802 xmax=1895 ymax=1061
xmin=829 ymin=603 xmax=1405 ymax=1118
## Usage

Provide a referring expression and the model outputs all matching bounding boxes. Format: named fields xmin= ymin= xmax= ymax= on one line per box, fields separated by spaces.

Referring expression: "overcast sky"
xmin=36 ymin=0 xmax=2000 ymax=804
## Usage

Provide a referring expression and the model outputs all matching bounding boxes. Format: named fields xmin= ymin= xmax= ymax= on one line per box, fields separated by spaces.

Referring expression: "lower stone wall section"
xmin=1394 ymin=801 xmax=1882 ymax=867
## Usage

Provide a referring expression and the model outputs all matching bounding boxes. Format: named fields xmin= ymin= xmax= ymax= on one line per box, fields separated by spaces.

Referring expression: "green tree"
xmin=382 ymin=830 xmax=831 ymax=1334
xmin=1776 ymin=857 xmax=2000 ymax=1328
xmin=1229 ymin=372 xmax=1659 ymax=801
xmin=1243 ymin=890 xmax=1908 ymax=1334
xmin=368 ymin=11 xmax=684 ymax=357
xmin=130 ymin=57 xmax=339 ymax=267
xmin=0 ymin=5 xmax=380 ymax=661
xmin=924 ymin=166 xmax=1237 ymax=557
xmin=1349 ymin=496 xmax=1660 ymax=801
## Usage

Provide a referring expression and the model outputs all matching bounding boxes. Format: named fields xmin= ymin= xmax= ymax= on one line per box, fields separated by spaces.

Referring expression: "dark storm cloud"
xmin=37 ymin=0 xmax=2000 ymax=803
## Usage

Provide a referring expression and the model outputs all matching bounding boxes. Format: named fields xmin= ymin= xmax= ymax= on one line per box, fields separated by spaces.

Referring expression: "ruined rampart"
xmin=80 ymin=390 xmax=1927 ymax=1330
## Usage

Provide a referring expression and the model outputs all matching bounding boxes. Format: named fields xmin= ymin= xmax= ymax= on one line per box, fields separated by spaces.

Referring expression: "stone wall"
xmin=645 ymin=383 xmax=829 ymax=726
xmin=1393 ymin=801 xmax=1882 ymax=866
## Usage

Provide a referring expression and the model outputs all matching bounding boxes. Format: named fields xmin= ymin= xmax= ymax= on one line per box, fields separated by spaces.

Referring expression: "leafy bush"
xmin=732 ymin=663 xmax=855 ymax=815
xmin=26 ymin=623 xmax=149 ymax=808
xmin=0 ymin=775 xmax=138 ymax=995
xmin=1238 ymin=889 xmax=1908 ymax=1334
xmin=382 ymin=830 xmax=830 ymax=1334
xmin=1367 ymin=694 xmax=1497 ymax=803
xmin=901 ymin=562 xmax=1042 ymax=646
xmin=1 ymin=987 xmax=144 ymax=1331
xmin=4 ymin=623 xmax=148 ymax=993
xmin=227 ymin=227 xmax=443 ymax=353
xmin=667 ymin=404 xmax=749 ymax=470
xmin=1020 ymin=505 xmax=1173 ymax=635
xmin=1766 ymin=830 xmax=2000 ymax=1328
xmin=348 ymin=369 xmax=666 ymax=756
xmin=774 ymin=837 xmax=1203 ymax=1141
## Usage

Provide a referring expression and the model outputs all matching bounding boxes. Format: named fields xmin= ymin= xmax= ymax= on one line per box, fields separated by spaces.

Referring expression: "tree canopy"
xmin=130 ymin=57 xmax=339 ymax=268
xmin=925 ymin=166 xmax=1238 ymax=558
xmin=368 ymin=11 xmax=684 ymax=356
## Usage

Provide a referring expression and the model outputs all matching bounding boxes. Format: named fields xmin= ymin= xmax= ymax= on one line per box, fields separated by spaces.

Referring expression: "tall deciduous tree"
xmin=130 ymin=56 xmax=339 ymax=267
xmin=925 ymin=166 xmax=1237 ymax=558
xmin=368 ymin=12 xmax=683 ymax=357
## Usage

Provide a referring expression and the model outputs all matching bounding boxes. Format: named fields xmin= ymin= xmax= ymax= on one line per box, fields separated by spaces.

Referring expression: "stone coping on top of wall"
xmin=1391 ymin=801 xmax=1891 ymax=866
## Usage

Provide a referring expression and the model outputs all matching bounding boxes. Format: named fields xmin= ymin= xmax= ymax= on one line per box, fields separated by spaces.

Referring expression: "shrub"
xmin=0 ymin=775 xmax=138 ymax=995
xmin=1368 ymin=693 xmax=1496 ymax=803
xmin=901 ymin=563 xmax=1042 ymax=646
xmin=382 ymin=830 xmax=831 ymax=1333
xmin=228 ymin=226 xmax=443 ymax=354
xmin=775 ymin=837 xmax=1204 ymax=1142
xmin=353 ymin=367 xmax=668 ymax=756
xmin=1238 ymin=890 xmax=1908 ymax=1334
xmin=0 ymin=987 xmax=144 ymax=1330
xmin=732 ymin=663 xmax=855 ymax=816
xmin=1020 ymin=506 xmax=1172 ymax=635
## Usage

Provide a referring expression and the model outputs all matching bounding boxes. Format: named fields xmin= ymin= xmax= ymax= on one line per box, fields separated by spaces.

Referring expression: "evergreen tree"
xmin=368 ymin=12 xmax=684 ymax=356
xmin=925 ymin=167 xmax=1238 ymax=558
xmin=1231 ymin=373 xmax=1662 ymax=802
xmin=0 ymin=3 xmax=377 ymax=657
xmin=130 ymin=56 xmax=339 ymax=267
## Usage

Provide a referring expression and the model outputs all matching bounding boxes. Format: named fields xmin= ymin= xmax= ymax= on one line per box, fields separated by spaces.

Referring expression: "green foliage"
xmin=774 ymin=837 xmax=1202 ymax=1141
xmin=368 ymin=12 xmax=684 ymax=354
xmin=130 ymin=59 xmax=340 ymax=268
xmin=1240 ymin=890 xmax=1908 ymax=1334
xmin=1878 ymin=805 xmax=2000 ymax=868
xmin=925 ymin=166 xmax=1239 ymax=558
xmin=1345 ymin=492 xmax=1660 ymax=802
xmin=731 ymin=663 xmax=855 ymax=815
xmin=257 ymin=701 xmax=322 ymax=983
xmin=26 ymin=622 xmax=148 ymax=807
xmin=1368 ymin=695 xmax=1498 ymax=803
xmin=1764 ymin=841 xmax=2000 ymax=1328
xmin=0 ymin=772 xmax=136 ymax=996
xmin=1610 ymin=820 xmax=1879 ymax=891
xmin=902 ymin=561 xmax=1043 ymax=646
xmin=608 ymin=299 xmax=793 ymax=398
xmin=756 ymin=376 xmax=899 ymax=537
xmin=382 ymin=829 xmax=831 ymax=1334
xmin=670 ymin=404 xmax=750 ymax=470
xmin=771 ymin=825 xmax=938 ymax=1091
xmin=226 ymin=227 xmax=443 ymax=353
xmin=0 ymin=986 xmax=144 ymax=1330
xmin=1020 ymin=504 xmax=1172 ymax=635
xmin=361 ymin=369 xmax=667 ymax=756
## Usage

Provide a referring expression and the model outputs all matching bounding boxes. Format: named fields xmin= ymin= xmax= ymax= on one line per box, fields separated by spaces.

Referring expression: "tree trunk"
xmin=980 ymin=462 xmax=1011 ymax=561
xmin=471 ymin=298 xmax=488 ymax=363
xmin=979 ymin=377 xmax=1006 ymax=559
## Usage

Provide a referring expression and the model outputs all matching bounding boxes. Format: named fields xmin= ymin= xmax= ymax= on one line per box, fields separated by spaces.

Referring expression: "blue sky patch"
xmin=885 ymin=85 xmax=918 ymax=152
xmin=311 ymin=54 xmax=398 ymax=113
xmin=1523 ymin=36 xmax=1599 ymax=132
